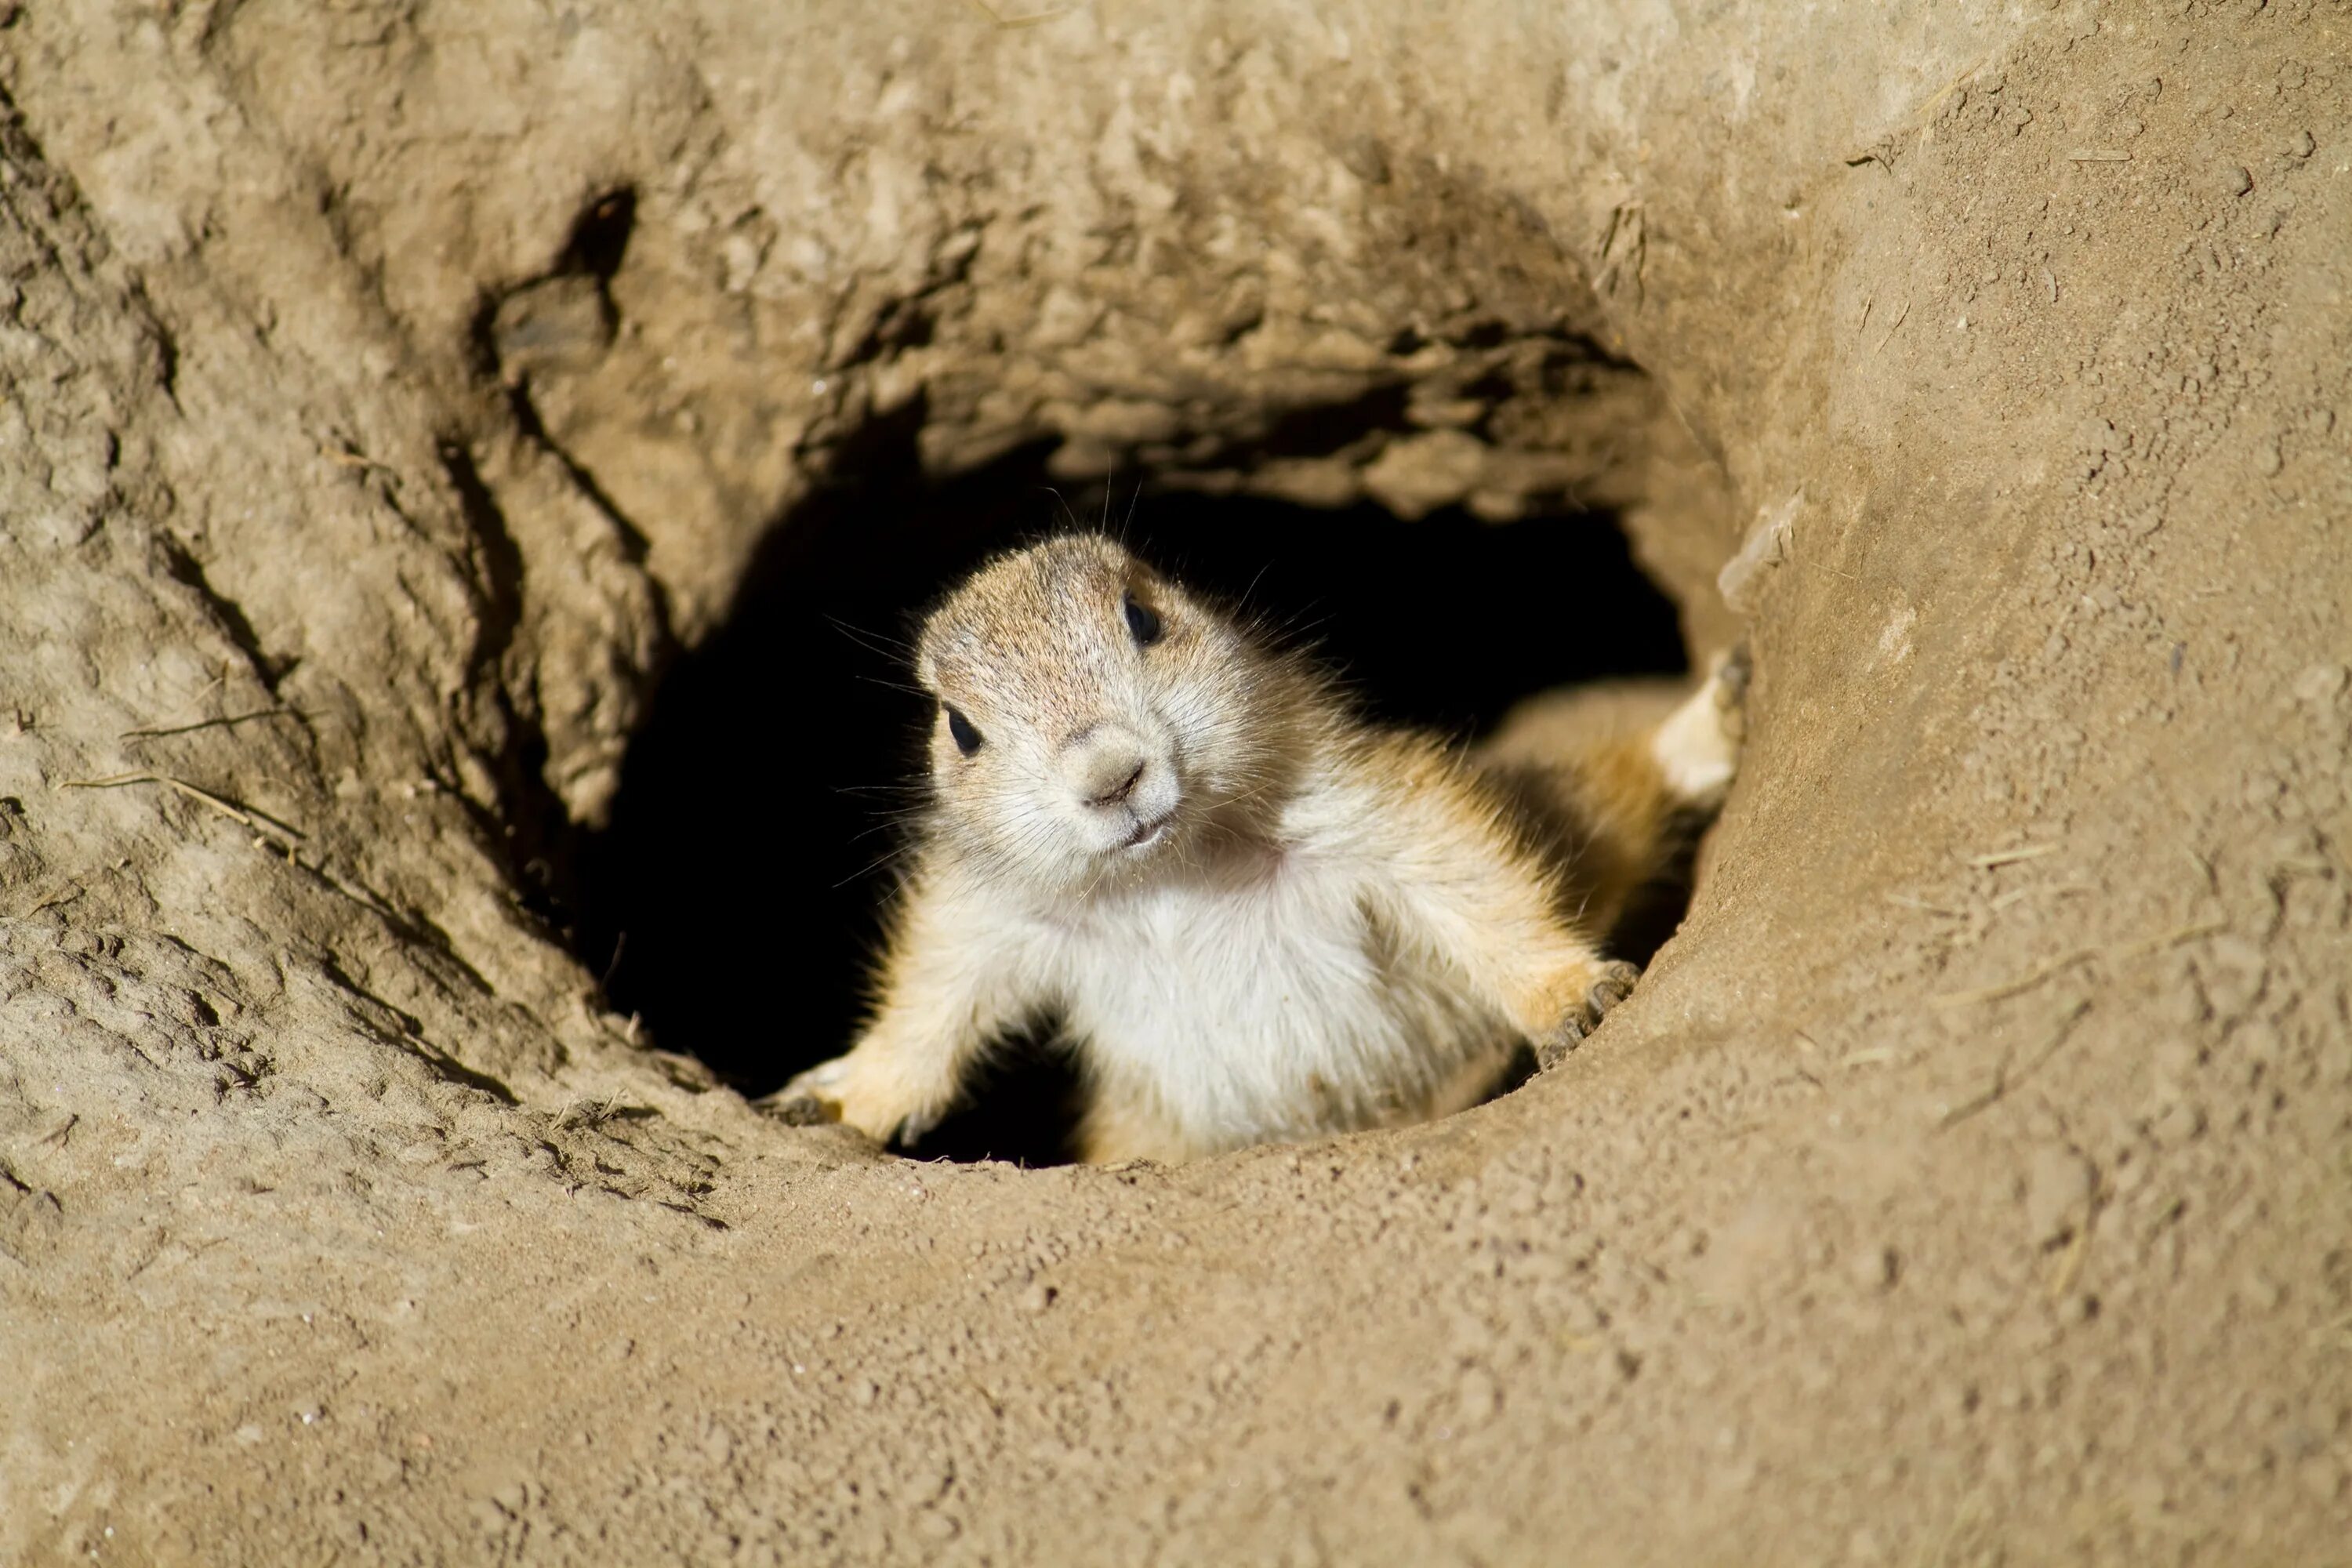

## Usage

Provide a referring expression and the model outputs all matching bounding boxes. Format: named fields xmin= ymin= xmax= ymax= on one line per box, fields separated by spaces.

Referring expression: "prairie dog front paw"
xmin=764 ymin=1050 xmax=946 ymax=1146
xmin=1534 ymin=959 xmax=1642 ymax=1071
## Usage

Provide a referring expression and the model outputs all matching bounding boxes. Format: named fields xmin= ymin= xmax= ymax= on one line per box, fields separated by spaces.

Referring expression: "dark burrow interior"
xmin=571 ymin=446 xmax=1690 ymax=1165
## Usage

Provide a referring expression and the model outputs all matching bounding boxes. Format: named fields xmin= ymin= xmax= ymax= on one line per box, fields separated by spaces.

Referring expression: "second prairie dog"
xmin=775 ymin=533 xmax=1746 ymax=1163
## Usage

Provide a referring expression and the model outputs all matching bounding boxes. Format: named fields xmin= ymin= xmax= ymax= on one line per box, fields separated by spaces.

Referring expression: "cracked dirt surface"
xmin=2 ymin=2 xmax=2349 ymax=1563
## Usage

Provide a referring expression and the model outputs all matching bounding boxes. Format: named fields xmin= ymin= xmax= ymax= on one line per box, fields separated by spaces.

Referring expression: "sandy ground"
xmin=2 ymin=2 xmax=2349 ymax=1563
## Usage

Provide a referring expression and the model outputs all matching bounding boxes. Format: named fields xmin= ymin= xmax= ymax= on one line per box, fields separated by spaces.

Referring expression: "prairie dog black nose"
xmin=1065 ymin=728 xmax=1150 ymax=808
xmin=1089 ymin=761 xmax=1145 ymax=807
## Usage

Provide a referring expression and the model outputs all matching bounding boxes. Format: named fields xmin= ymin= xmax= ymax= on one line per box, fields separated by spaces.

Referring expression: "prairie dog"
xmin=774 ymin=534 xmax=1745 ymax=1163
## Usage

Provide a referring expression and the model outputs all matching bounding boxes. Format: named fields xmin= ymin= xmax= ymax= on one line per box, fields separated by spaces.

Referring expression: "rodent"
xmin=771 ymin=532 xmax=1746 ymax=1163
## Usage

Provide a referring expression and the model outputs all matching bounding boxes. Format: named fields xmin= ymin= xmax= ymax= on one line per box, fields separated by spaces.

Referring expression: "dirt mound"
xmin=2 ymin=3 xmax=2347 ymax=1563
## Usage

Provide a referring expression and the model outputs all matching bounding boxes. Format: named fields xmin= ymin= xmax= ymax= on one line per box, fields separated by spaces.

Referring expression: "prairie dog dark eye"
xmin=945 ymin=706 xmax=984 ymax=756
xmin=1123 ymin=591 xmax=1163 ymax=647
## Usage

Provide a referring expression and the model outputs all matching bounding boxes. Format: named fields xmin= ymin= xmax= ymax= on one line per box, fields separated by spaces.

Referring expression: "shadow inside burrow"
xmin=571 ymin=445 xmax=1691 ymax=1167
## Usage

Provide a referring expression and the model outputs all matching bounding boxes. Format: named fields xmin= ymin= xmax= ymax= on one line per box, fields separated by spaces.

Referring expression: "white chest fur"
xmin=1008 ymin=832 xmax=1512 ymax=1152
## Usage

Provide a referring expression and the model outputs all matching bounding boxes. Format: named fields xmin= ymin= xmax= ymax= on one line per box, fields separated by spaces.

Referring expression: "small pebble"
xmin=2024 ymin=1147 xmax=2095 ymax=1245
xmin=1849 ymin=1245 xmax=1900 ymax=1292
xmin=2292 ymin=663 xmax=2347 ymax=703
xmin=2225 ymin=165 xmax=2253 ymax=197
xmin=2151 ymin=1099 xmax=2206 ymax=1146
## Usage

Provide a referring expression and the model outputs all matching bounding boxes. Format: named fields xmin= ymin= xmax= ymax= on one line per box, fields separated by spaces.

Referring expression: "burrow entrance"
xmin=571 ymin=445 xmax=1692 ymax=1165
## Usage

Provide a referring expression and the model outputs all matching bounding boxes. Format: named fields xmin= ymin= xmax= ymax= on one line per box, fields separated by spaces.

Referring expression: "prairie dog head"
xmin=913 ymin=534 xmax=1302 ymax=894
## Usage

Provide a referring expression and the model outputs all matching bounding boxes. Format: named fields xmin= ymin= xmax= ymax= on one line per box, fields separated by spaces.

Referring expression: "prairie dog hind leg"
xmin=1475 ymin=647 xmax=1748 ymax=945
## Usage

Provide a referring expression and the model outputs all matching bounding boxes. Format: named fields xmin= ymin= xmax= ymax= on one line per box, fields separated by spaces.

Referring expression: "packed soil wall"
xmin=2 ymin=3 xmax=2348 ymax=1563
